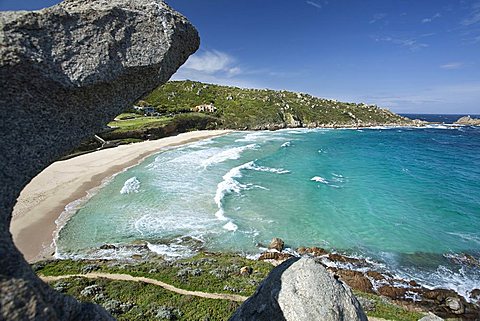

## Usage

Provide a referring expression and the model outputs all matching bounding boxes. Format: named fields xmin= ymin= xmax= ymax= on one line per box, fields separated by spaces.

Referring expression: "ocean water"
xmin=56 ymin=124 xmax=480 ymax=298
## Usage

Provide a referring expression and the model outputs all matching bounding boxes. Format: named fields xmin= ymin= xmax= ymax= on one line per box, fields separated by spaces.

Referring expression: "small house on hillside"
xmin=133 ymin=105 xmax=156 ymax=116
xmin=192 ymin=103 xmax=217 ymax=113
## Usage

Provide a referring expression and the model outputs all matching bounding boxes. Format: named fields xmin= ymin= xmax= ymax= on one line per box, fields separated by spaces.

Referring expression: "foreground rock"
xmin=0 ymin=0 xmax=199 ymax=320
xmin=455 ymin=116 xmax=480 ymax=126
xmin=230 ymin=258 xmax=368 ymax=321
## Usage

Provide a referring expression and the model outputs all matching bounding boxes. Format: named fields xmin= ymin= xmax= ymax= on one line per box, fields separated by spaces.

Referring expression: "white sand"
xmin=10 ymin=130 xmax=231 ymax=262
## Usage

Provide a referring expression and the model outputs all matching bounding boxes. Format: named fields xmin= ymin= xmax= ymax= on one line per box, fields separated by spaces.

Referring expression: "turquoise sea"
xmin=56 ymin=122 xmax=480 ymax=298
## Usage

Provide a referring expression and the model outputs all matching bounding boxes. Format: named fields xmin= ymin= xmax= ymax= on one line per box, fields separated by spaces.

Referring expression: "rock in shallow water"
xmin=0 ymin=0 xmax=199 ymax=320
xmin=229 ymin=258 xmax=368 ymax=321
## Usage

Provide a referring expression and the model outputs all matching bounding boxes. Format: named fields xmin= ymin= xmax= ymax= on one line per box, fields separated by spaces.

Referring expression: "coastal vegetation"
xmin=143 ymin=80 xmax=411 ymax=130
xmin=33 ymin=253 xmax=427 ymax=321
xmin=68 ymin=80 xmax=413 ymax=157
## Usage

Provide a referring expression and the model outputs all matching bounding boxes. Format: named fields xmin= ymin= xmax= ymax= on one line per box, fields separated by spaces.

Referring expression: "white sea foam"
xmin=235 ymin=131 xmax=289 ymax=142
xmin=310 ymin=176 xmax=329 ymax=184
xmin=134 ymin=212 xmax=215 ymax=236
xmin=147 ymin=242 xmax=196 ymax=259
xmin=247 ymin=162 xmax=290 ymax=174
xmin=447 ymin=232 xmax=480 ymax=245
xmin=223 ymin=221 xmax=238 ymax=231
xmin=281 ymin=141 xmax=291 ymax=147
xmin=120 ymin=177 xmax=140 ymax=194
xmin=214 ymin=162 xmax=251 ymax=223
xmin=235 ymin=132 xmax=269 ymax=142
xmin=214 ymin=161 xmax=290 ymax=229
xmin=201 ymin=144 xmax=258 ymax=168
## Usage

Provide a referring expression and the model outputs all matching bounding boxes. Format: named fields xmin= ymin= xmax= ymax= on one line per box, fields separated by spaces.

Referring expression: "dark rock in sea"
xmin=366 ymin=270 xmax=387 ymax=281
xmin=378 ymin=285 xmax=480 ymax=319
xmin=297 ymin=246 xmax=328 ymax=256
xmin=470 ymin=289 xmax=480 ymax=304
xmin=445 ymin=253 xmax=480 ymax=268
xmin=229 ymin=258 xmax=368 ymax=321
xmin=328 ymin=253 xmax=368 ymax=266
xmin=0 ymin=0 xmax=199 ymax=319
xmin=335 ymin=269 xmax=374 ymax=294
xmin=99 ymin=244 xmax=117 ymax=250
xmin=268 ymin=237 xmax=285 ymax=251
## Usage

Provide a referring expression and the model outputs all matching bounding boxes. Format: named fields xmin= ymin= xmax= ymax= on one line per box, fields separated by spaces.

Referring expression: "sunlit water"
xmin=56 ymin=124 xmax=480 ymax=297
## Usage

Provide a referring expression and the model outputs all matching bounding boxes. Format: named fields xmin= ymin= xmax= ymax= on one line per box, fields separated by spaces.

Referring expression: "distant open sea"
xmin=56 ymin=115 xmax=480 ymax=298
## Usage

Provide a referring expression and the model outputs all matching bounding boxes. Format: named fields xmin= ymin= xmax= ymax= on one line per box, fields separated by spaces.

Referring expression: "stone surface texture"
xmin=455 ymin=116 xmax=480 ymax=125
xmin=229 ymin=258 xmax=368 ymax=321
xmin=418 ymin=313 xmax=445 ymax=321
xmin=0 ymin=0 xmax=199 ymax=320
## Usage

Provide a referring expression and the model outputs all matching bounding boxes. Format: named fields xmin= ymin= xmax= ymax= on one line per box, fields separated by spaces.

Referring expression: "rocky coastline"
xmin=52 ymin=237 xmax=480 ymax=320
xmin=257 ymin=238 xmax=480 ymax=320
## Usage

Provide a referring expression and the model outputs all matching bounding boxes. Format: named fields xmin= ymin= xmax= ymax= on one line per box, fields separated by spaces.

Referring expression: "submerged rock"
xmin=0 ymin=0 xmax=199 ymax=319
xmin=229 ymin=258 xmax=368 ymax=321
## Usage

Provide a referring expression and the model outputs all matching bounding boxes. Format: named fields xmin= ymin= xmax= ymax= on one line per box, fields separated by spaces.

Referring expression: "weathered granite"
xmin=455 ymin=116 xmax=480 ymax=126
xmin=418 ymin=313 xmax=444 ymax=321
xmin=0 ymin=0 xmax=199 ymax=319
xmin=229 ymin=258 xmax=368 ymax=321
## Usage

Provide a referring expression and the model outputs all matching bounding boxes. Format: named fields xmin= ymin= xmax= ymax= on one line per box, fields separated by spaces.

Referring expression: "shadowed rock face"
xmin=229 ymin=258 xmax=368 ymax=321
xmin=0 ymin=0 xmax=199 ymax=319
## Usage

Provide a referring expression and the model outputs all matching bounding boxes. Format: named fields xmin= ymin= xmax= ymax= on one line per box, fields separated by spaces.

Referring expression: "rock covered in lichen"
xmin=0 ymin=0 xmax=199 ymax=319
xmin=229 ymin=258 xmax=368 ymax=321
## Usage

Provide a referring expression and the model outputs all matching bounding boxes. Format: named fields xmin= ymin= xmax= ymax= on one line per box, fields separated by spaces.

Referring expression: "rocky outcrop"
xmin=455 ymin=116 xmax=480 ymax=126
xmin=268 ymin=237 xmax=285 ymax=252
xmin=419 ymin=313 xmax=444 ymax=321
xmin=0 ymin=0 xmax=199 ymax=320
xmin=229 ymin=258 xmax=368 ymax=321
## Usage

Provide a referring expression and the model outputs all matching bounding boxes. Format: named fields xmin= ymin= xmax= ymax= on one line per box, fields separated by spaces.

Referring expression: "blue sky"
xmin=2 ymin=1 xmax=480 ymax=114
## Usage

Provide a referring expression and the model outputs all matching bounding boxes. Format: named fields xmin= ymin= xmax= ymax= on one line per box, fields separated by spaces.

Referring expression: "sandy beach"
xmin=10 ymin=130 xmax=231 ymax=263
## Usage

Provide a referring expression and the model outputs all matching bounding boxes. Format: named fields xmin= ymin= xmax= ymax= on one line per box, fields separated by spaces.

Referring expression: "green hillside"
xmin=143 ymin=80 xmax=412 ymax=130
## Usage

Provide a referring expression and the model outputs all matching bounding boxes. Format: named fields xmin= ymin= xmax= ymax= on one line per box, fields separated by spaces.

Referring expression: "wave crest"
xmin=120 ymin=177 xmax=140 ymax=194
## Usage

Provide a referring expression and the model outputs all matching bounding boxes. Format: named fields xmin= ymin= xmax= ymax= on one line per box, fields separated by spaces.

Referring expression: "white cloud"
xmin=181 ymin=50 xmax=240 ymax=75
xmin=375 ymin=36 xmax=428 ymax=51
xmin=172 ymin=49 xmax=264 ymax=88
xmin=462 ymin=2 xmax=480 ymax=26
xmin=369 ymin=13 xmax=387 ymax=24
xmin=421 ymin=13 xmax=441 ymax=23
xmin=440 ymin=62 xmax=464 ymax=70
xmin=306 ymin=1 xmax=323 ymax=9
xmin=357 ymin=83 xmax=480 ymax=113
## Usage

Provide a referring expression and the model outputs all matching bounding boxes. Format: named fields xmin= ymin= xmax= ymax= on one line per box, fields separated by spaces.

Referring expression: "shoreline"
xmin=10 ymin=130 xmax=232 ymax=263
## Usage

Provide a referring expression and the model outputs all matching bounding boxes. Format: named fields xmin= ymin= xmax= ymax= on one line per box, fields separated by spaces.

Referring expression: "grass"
xmin=107 ymin=116 xmax=172 ymax=133
xmin=34 ymin=253 xmax=433 ymax=321
xmin=354 ymin=291 xmax=425 ymax=321
xmin=35 ymin=252 xmax=274 ymax=296
xmin=49 ymin=276 xmax=240 ymax=321
xmin=143 ymin=80 xmax=411 ymax=130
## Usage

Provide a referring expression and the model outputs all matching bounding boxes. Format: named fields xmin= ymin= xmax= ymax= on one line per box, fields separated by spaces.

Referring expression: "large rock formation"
xmin=0 ymin=0 xmax=199 ymax=319
xmin=454 ymin=116 xmax=480 ymax=126
xmin=229 ymin=258 xmax=368 ymax=321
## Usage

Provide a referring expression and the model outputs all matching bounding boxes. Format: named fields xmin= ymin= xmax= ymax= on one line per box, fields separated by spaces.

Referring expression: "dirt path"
xmin=40 ymin=272 xmax=248 ymax=302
